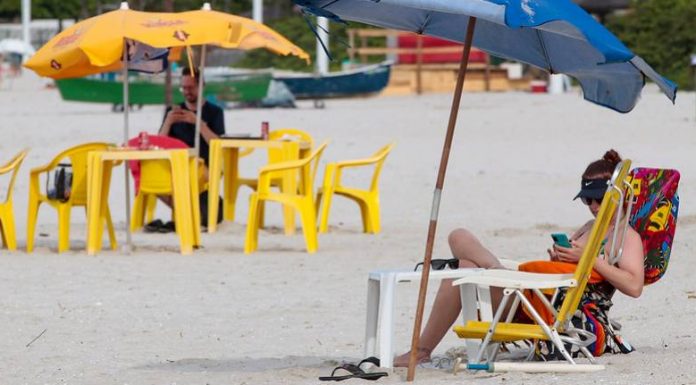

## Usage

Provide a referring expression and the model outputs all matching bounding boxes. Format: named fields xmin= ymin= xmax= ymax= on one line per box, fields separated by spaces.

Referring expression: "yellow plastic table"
xmin=207 ymin=138 xmax=310 ymax=233
xmin=86 ymin=148 xmax=201 ymax=255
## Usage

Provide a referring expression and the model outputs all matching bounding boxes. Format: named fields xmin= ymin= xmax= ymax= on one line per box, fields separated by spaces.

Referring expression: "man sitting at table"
xmin=150 ymin=66 xmax=225 ymax=233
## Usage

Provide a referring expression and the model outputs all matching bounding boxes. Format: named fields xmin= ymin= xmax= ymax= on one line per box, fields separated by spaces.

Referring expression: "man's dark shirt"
xmin=163 ymin=101 xmax=225 ymax=165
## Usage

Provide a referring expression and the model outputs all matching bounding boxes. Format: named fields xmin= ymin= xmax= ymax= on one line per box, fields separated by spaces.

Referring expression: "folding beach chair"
xmin=625 ymin=168 xmax=680 ymax=285
xmin=450 ymin=160 xmax=633 ymax=373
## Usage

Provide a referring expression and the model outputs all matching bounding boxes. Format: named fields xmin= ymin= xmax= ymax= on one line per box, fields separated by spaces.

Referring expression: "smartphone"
xmin=551 ymin=233 xmax=572 ymax=248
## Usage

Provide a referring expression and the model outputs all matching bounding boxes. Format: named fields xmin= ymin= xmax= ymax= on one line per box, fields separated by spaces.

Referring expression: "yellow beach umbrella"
xmin=24 ymin=3 xmax=308 ymax=79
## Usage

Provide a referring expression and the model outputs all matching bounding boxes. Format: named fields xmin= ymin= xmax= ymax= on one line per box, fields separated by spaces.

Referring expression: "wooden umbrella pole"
xmin=406 ymin=16 xmax=477 ymax=381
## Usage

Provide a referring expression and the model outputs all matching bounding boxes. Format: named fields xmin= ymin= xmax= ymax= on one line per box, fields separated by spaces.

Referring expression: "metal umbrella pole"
xmin=406 ymin=16 xmax=477 ymax=381
xmin=193 ymin=44 xmax=206 ymax=157
xmin=122 ymin=39 xmax=133 ymax=252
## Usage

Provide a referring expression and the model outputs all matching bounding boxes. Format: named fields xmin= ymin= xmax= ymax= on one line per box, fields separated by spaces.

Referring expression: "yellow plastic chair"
xmin=130 ymin=158 xmax=206 ymax=232
xmin=317 ymin=143 xmax=394 ymax=234
xmin=231 ymin=128 xmax=314 ymax=222
xmin=0 ymin=149 xmax=28 ymax=251
xmin=450 ymin=160 xmax=632 ymax=372
xmin=245 ymin=142 xmax=328 ymax=254
xmin=27 ymin=142 xmax=117 ymax=253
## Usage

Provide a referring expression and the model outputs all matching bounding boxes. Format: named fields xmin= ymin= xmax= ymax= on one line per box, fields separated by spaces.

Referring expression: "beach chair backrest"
xmin=269 ymin=128 xmax=314 ymax=162
xmin=554 ymin=160 xmax=632 ymax=329
xmin=127 ymin=135 xmax=188 ymax=194
xmin=627 ymin=168 xmax=680 ymax=285
xmin=0 ymin=149 xmax=28 ymax=204
xmin=368 ymin=143 xmax=395 ymax=191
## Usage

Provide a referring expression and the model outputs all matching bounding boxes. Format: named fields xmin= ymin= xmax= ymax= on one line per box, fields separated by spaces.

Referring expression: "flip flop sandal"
xmin=144 ymin=219 xmax=164 ymax=233
xmin=319 ymin=358 xmax=388 ymax=382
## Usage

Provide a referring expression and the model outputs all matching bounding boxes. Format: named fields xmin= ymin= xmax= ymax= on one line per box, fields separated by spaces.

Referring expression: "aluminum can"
xmin=261 ymin=121 xmax=269 ymax=140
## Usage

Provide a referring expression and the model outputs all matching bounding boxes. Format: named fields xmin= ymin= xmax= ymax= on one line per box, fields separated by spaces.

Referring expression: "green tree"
xmin=606 ymin=0 xmax=696 ymax=90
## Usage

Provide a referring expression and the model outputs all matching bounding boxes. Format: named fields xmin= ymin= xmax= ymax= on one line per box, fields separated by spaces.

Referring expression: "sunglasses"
xmin=413 ymin=258 xmax=459 ymax=271
xmin=581 ymin=196 xmax=603 ymax=206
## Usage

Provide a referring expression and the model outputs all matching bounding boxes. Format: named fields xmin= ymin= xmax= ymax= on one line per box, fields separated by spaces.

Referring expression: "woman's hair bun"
xmin=603 ymin=149 xmax=622 ymax=167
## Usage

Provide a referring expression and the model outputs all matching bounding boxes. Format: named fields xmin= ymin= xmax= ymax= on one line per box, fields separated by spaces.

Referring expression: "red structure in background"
xmin=397 ymin=35 xmax=488 ymax=64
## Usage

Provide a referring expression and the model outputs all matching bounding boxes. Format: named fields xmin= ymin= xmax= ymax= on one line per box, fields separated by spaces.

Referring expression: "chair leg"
xmin=244 ymin=193 xmax=260 ymax=254
xmin=298 ymin=198 xmax=318 ymax=253
xmin=145 ymin=194 xmax=157 ymax=224
xmin=318 ymin=165 xmax=336 ymax=234
xmin=26 ymin=196 xmax=40 ymax=252
xmin=104 ymin=205 xmax=117 ymax=250
xmin=131 ymin=193 xmax=146 ymax=231
xmin=57 ymin=204 xmax=72 ymax=253
xmin=258 ymin=198 xmax=266 ymax=229
xmin=364 ymin=196 xmax=381 ymax=234
xmin=227 ymin=179 xmax=243 ymax=222
xmin=358 ymin=200 xmax=372 ymax=233
xmin=0 ymin=209 xmax=17 ymax=250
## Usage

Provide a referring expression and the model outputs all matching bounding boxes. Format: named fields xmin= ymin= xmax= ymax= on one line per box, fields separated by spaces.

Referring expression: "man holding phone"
xmin=152 ymin=66 xmax=225 ymax=232
xmin=159 ymin=66 xmax=225 ymax=164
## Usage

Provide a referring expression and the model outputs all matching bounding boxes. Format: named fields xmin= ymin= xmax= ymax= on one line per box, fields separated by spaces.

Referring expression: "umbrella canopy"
xmin=295 ymin=0 xmax=677 ymax=380
xmin=0 ymin=38 xmax=35 ymax=55
xmin=24 ymin=4 xmax=308 ymax=79
xmin=295 ymin=0 xmax=675 ymax=112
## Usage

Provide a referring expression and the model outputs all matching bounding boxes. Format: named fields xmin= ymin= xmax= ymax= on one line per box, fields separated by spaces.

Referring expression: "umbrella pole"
xmin=194 ymin=45 xmax=206 ymax=157
xmin=406 ymin=17 xmax=477 ymax=381
xmin=122 ymin=39 xmax=133 ymax=253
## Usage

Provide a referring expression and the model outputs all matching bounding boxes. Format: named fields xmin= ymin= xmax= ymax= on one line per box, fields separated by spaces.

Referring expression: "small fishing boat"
xmin=55 ymin=72 xmax=272 ymax=110
xmin=274 ymin=61 xmax=391 ymax=103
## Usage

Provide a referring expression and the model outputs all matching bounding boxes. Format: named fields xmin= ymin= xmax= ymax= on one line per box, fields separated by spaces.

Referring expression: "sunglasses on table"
xmin=413 ymin=258 xmax=459 ymax=271
xmin=581 ymin=196 xmax=604 ymax=206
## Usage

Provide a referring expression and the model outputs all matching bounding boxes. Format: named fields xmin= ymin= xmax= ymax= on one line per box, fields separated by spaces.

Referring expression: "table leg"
xmin=207 ymin=142 xmax=222 ymax=232
xmin=459 ymin=283 xmax=482 ymax=362
xmin=189 ymin=157 xmax=201 ymax=247
xmin=223 ymin=148 xmax=237 ymax=222
xmin=95 ymin=162 xmax=113 ymax=253
xmin=169 ymin=152 xmax=193 ymax=255
xmin=87 ymin=154 xmax=104 ymax=255
xmin=378 ymin=272 xmax=397 ymax=368
xmin=365 ymin=276 xmax=380 ymax=360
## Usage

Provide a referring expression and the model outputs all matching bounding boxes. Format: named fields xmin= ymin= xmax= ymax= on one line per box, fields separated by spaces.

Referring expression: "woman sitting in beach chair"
xmin=394 ymin=149 xmax=650 ymax=366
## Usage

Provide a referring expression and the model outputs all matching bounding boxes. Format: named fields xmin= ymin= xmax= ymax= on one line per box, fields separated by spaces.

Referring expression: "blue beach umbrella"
xmin=294 ymin=0 xmax=677 ymax=379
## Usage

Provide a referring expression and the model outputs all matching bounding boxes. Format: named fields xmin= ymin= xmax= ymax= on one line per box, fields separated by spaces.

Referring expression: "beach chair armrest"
xmin=452 ymin=270 xmax=576 ymax=290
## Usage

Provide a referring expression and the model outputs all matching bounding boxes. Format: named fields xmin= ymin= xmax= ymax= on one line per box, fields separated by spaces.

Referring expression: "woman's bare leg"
xmin=393 ymin=228 xmax=503 ymax=367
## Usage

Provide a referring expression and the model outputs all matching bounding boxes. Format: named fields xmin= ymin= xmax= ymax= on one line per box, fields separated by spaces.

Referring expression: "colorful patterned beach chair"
xmin=449 ymin=164 xmax=681 ymax=373
xmin=626 ymin=168 xmax=680 ymax=285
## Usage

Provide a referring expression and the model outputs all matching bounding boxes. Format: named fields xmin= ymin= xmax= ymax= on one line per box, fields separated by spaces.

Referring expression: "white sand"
xmin=1 ymin=72 xmax=695 ymax=384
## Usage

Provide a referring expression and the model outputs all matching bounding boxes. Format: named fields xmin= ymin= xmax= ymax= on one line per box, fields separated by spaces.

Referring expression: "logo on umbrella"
xmin=54 ymin=32 xmax=81 ymax=48
xmin=141 ymin=19 xmax=186 ymax=28
xmin=173 ymin=30 xmax=190 ymax=42
xmin=50 ymin=59 xmax=62 ymax=70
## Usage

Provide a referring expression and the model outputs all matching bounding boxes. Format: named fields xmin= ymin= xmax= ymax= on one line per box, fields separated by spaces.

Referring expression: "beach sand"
xmin=1 ymin=73 xmax=695 ymax=384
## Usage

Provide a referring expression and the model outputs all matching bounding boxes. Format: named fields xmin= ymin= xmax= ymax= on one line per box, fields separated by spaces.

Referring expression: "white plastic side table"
xmin=364 ymin=268 xmax=484 ymax=368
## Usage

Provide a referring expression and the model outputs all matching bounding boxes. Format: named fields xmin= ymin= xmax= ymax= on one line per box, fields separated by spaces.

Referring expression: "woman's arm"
xmin=592 ymin=228 xmax=644 ymax=298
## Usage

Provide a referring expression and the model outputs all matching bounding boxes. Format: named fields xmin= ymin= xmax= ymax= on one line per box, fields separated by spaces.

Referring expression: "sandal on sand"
xmin=144 ymin=219 xmax=164 ymax=233
xmin=319 ymin=357 xmax=388 ymax=382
